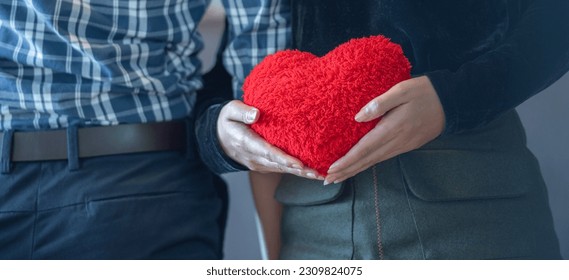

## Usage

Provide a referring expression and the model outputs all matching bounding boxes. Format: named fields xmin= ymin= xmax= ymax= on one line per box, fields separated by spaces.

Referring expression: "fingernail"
xmin=366 ymin=102 xmax=378 ymax=114
xmin=246 ymin=109 xmax=258 ymax=123
xmin=354 ymin=109 xmax=367 ymax=122
xmin=323 ymin=180 xmax=331 ymax=186
xmin=354 ymin=112 xmax=364 ymax=122
xmin=357 ymin=102 xmax=378 ymax=122
xmin=306 ymin=172 xmax=316 ymax=179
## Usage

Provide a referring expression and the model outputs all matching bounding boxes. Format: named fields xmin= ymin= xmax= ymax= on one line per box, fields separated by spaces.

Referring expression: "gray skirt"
xmin=276 ymin=110 xmax=561 ymax=259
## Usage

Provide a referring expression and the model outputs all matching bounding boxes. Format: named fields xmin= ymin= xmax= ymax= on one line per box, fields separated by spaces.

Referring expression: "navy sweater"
xmin=291 ymin=0 xmax=569 ymax=134
xmin=197 ymin=0 xmax=569 ymax=174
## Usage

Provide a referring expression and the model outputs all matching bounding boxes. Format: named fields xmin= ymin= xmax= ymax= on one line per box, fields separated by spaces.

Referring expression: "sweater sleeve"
xmin=195 ymin=0 xmax=292 ymax=174
xmin=426 ymin=0 xmax=569 ymax=135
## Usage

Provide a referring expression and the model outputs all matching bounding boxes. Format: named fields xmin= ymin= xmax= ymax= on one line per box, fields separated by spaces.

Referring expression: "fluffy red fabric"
xmin=243 ymin=35 xmax=411 ymax=175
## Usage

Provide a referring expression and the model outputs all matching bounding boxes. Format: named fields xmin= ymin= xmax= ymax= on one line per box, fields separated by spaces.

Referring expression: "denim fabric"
xmin=0 ymin=140 xmax=227 ymax=259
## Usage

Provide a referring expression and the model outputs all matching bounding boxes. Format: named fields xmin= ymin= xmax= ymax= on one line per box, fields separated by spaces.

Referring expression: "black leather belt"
xmin=0 ymin=121 xmax=186 ymax=162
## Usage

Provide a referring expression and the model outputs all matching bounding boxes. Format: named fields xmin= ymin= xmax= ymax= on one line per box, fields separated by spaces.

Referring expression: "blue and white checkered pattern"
xmin=0 ymin=0 xmax=290 ymax=130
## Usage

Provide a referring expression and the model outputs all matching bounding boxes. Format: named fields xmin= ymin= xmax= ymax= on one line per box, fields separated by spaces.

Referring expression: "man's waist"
xmin=0 ymin=121 xmax=189 ymax=162
xmin=0 ymin=89 xmax=198 ymax=131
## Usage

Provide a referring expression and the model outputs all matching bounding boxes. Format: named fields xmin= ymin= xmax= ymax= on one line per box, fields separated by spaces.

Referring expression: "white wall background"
xmin=199 ymin=1 xmax=569 ymax=260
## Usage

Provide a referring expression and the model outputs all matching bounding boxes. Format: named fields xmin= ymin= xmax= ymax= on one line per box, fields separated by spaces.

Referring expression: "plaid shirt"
xmin=0 ymin=0 xmax=290 ymax=130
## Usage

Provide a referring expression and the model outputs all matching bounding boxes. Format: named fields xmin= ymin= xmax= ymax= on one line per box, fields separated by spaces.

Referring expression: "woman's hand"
xmin=218 ymin=100 xmax=323 ymax=180
xmin=324 ymin=76 xmax=445 ymax=185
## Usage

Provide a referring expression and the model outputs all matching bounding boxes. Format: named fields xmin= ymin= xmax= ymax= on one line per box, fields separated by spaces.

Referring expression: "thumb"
xmin=354 ymin=83 xmax=407 ymax=122
xmin=223 ymin=100 xmax=260 ymax=124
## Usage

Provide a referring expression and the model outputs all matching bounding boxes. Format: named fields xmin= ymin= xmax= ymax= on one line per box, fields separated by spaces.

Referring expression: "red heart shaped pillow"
xmin=243 ymin=35 xmax=411 ymax=175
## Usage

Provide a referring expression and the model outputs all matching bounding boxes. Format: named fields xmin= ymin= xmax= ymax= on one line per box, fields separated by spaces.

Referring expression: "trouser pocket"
xmin=277 ymin=174 xmax=353 ymax=259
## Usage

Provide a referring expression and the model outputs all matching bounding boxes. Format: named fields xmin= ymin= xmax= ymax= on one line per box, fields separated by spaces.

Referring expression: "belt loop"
xmin=1 ymin=130 xmax=14 ymax=174
xmin=66 ymin=124 xmax=80 ymax=171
